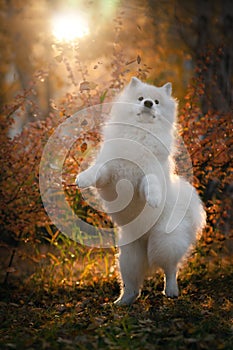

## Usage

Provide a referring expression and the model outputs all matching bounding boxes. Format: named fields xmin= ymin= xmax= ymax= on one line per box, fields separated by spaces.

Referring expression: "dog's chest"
xmin=110 ymin=159 xmax=143 ymax=188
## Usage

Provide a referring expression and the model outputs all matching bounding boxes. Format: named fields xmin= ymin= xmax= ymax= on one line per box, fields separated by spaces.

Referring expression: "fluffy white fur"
xmin=76 ymin=77 xmax=206 ymax=305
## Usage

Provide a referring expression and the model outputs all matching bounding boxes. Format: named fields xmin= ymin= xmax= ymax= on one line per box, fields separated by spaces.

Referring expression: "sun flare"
xmin=52 ymin=13 xmax=89 ymax=41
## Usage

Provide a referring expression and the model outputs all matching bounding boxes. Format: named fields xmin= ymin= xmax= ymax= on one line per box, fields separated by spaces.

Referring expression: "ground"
xmin=0 ymin=246 xmax=232 ymax=350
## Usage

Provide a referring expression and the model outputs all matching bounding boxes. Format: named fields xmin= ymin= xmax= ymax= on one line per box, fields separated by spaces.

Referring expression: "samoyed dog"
xmin=76 ymin=77 xmax=206 ymax=305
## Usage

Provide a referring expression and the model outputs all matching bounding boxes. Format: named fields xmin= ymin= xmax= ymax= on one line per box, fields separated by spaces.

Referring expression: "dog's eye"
xmin=154 ymin=99 xmax=159 ymax=104
xmin=138 ymin=96 xmax=144 ymax=101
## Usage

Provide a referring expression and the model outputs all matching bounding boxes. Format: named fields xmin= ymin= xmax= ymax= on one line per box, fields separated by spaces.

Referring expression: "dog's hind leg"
xmin=114 ymin=237 xmax=148 ymax=305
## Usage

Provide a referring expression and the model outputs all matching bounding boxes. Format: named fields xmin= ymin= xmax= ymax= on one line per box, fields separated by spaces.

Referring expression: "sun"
xmin=52 ymin=12 xmax=89 ymax=42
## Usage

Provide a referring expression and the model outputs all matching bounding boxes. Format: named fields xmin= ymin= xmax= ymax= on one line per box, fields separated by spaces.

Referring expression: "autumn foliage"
xmin=0 ymin=41 xmax=232 ymax=274
xmin=178 ymin=52 xmax=232 ymax=242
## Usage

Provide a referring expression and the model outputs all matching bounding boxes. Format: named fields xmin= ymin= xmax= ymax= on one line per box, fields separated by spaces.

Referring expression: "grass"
xmin=0 ymin=241 xmax=232 ymax=350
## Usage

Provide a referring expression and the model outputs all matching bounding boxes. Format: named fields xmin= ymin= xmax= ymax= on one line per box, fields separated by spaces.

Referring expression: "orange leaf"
xmin=81 ymin=142 xmax=87 ymax=153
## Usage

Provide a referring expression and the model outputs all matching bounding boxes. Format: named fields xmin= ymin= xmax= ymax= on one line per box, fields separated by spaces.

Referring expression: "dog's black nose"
xmin=144 ymin=100 xmax=153 ymax=108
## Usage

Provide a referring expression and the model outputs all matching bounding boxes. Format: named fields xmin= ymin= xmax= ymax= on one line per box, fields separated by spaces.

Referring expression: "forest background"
xmin=0 ymin=1 xmax=232 ymax=349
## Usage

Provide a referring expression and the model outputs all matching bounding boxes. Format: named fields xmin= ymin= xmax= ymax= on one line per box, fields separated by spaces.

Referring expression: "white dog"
xmin=76 ymin=77 xmax=206 ymax=305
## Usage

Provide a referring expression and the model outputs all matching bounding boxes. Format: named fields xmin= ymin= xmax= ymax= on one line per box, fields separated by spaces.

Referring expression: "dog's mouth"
xmin=136 ymin=108 xmax=157 ymax=122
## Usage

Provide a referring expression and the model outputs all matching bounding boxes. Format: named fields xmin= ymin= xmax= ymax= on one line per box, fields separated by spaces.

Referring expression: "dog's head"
xmin=115 ymin=77 xmax=177 ymax=127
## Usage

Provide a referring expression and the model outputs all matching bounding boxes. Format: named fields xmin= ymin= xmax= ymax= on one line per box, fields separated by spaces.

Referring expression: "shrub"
xmin=0 ymin=43 xmax=232 ymax=286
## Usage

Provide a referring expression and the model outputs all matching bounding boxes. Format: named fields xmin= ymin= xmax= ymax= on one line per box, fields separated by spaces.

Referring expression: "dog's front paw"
xmin=146 ymin=191 xmax=162 ymax=208
xmin=75 ymin=171 xmax=93 ymax=188
xmin=75 ymin=165 xmax=110 ymax=189
xmin=140 ymin=174 xmax=163 ymax=208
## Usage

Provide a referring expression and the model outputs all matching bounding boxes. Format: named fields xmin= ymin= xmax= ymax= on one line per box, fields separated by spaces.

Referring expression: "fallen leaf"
xmin=80 ymin=81 xmax=97 ymax=92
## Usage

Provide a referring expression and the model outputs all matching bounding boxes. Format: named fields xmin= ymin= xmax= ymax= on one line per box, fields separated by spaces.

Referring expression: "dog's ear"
xmin=162 ymin=82 xmax=172 ymax=96
xmin=130 ymin=77 xmax=141 ymax=87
